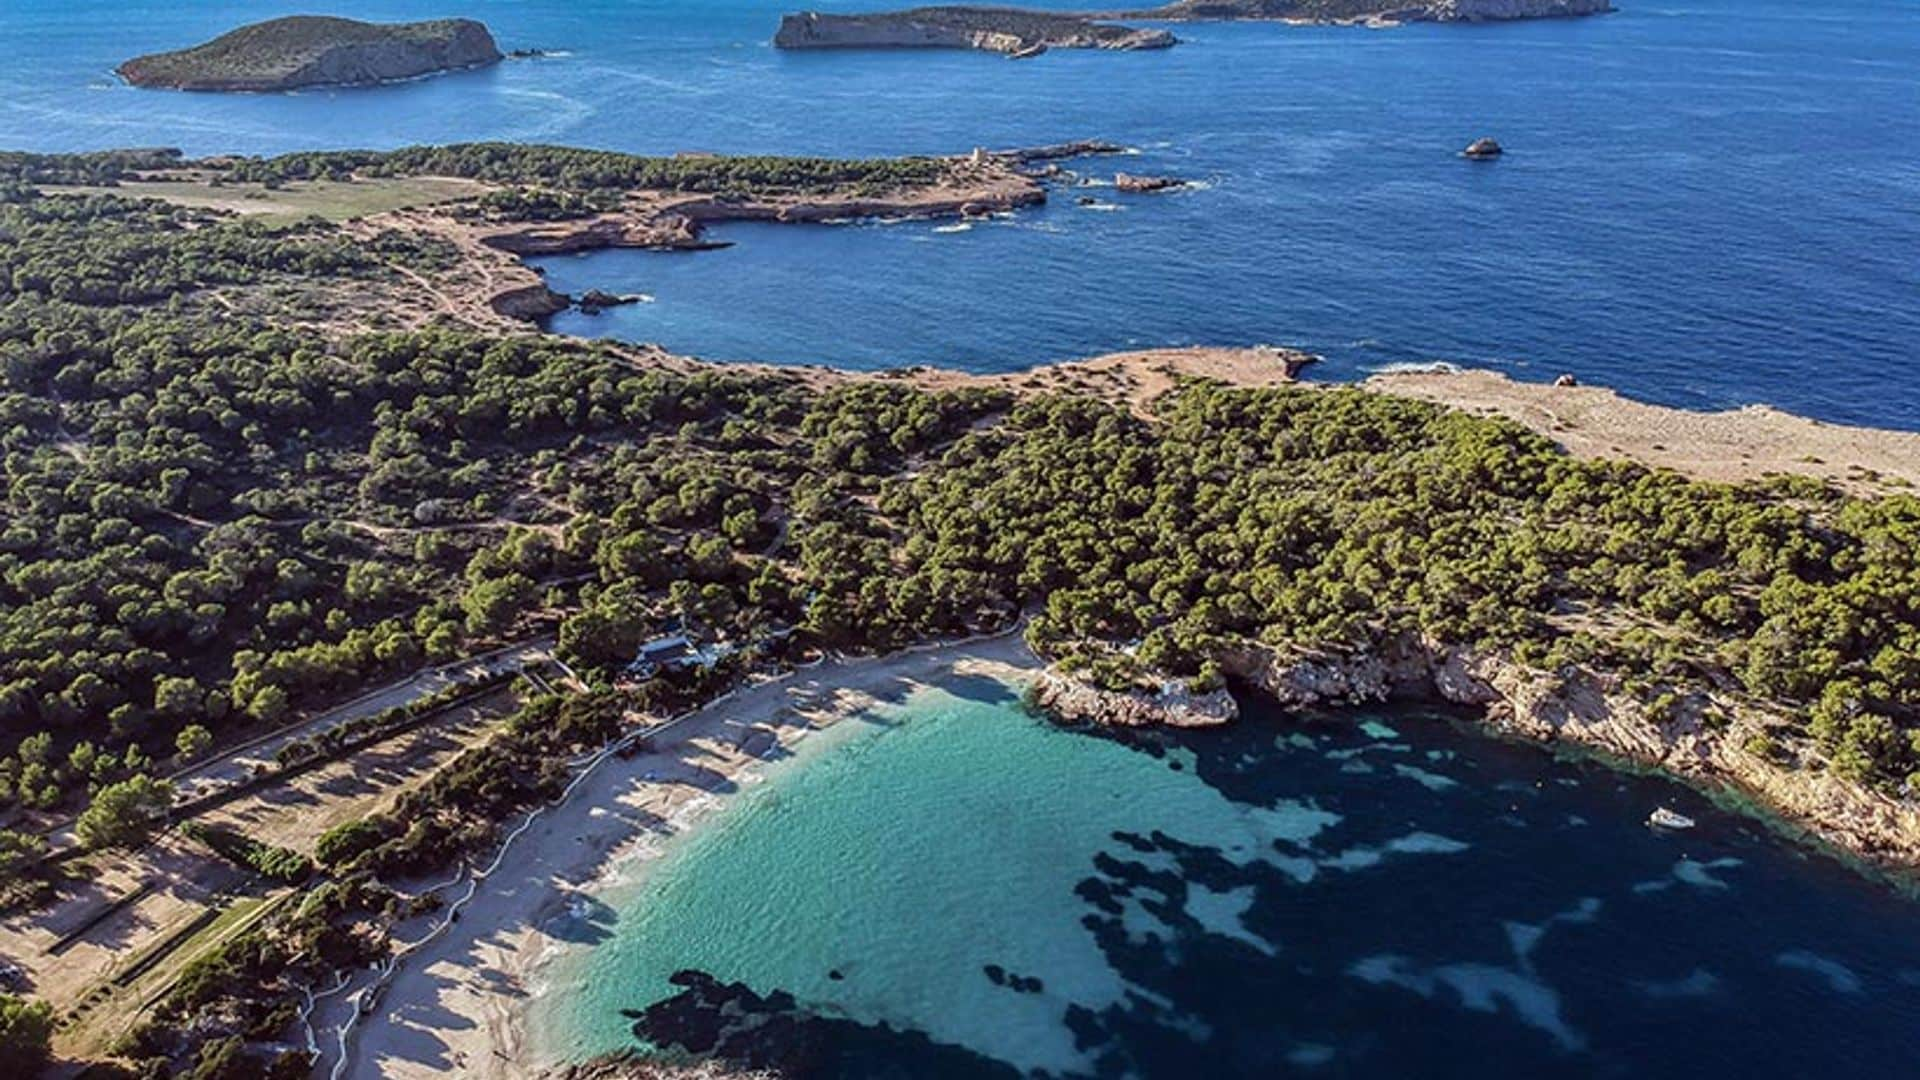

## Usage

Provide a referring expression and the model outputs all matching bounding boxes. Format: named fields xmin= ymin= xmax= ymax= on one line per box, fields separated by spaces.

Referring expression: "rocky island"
xmin=774 ymin=0 xmax=1612 ymax=51
xmin=775 ymin=7 xmax=1177 ymax=57
xmin=1118 ymin=0 xmax=1613 ymax=22
xmin=116 ymin=15 xmax=503 ymax=92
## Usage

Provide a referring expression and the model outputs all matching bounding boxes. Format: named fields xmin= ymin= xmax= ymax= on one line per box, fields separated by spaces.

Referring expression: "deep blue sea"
xmin=2 ymin=0 xmax=1916 ymax=426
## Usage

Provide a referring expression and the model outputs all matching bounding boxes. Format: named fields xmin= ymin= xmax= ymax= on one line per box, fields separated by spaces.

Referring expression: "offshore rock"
xmin=1114 ymin=172 xmax=1187 ymax=192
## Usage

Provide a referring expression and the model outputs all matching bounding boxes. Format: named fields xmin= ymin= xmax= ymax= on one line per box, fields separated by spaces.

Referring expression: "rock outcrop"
xmin=775 ymin=8 xmax=1177 ymax=56
xmin=118 ymin=16 xmax=502 ymax=92
xmin=1212 ymin=635 xmax=1920 ymax=877
xmin=480 ymin=213 xmax=717 ymax=256
xmin=577 ymin=289 xmax=644 ymax=313
xmin=1028 ymin=672 xmax=1237 ymax=729
xmin=1033 ymin=631 xmax=1920 ymax=878
xmin=489 ymin=283 xmax=571 ymax=321
xmin=1114 ymin=172 xmax=1187 ymax=192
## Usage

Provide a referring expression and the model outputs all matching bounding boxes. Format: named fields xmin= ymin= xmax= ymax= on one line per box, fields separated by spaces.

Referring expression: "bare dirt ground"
xmin=906 ymin=344 xmax=1317 ymax=413
xmin=1369 ymin=368 xmax=1920 ymax=495
xmin=598 ymin=345 xmax=1920 ymax=499
xmin=8 ymin=692 xmax=519 ymax=1058
xmin=40 ymin=173 xmax=485 ymax=221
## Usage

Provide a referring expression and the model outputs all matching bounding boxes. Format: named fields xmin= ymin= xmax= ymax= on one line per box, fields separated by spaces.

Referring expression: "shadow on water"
xmin=543 ymin=892 xmax=621 ymax=947
xmin=626 ymin=970 xmax=1027 ymax=1080
xmin=936 ymin=672 xmax=1021 ymax=709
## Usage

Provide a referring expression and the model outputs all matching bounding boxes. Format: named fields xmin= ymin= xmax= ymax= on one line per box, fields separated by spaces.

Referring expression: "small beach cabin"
xmin=625 ymin=634 xmax=700 ymax=679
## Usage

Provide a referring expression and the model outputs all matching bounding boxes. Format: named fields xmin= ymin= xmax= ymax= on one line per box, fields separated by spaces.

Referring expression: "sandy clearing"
xmin=1368 ymin=368 xmax=1920 ymax=495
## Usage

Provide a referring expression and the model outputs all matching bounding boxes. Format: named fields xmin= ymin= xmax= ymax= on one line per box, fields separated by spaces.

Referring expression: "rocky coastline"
xmin=1028 ymin=671 xmax=1236 ymax=729
xmin=775 ymin=8 xmax=1177 ymax=56
xmin=1033 ymin=634 xmax=1920 ymax=884
xmin=450 ymin=142 xmax=1122 ymax=324
xmin=117 ymin=16 xmax=503 ymax=92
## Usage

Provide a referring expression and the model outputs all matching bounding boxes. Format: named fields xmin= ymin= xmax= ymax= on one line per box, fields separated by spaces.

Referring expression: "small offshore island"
xmin=116 ymin=15 xmax=503 ymax=92
xmin=1118 ymin=0 xmax=1613 ymax=22
xmin=774 ymin=1 xmax=1610 ymax=56
xmin=1 ymin=138 xmax=1918 ymax=1078
xmin=776 ymin=8 xmax=1177 ymax=56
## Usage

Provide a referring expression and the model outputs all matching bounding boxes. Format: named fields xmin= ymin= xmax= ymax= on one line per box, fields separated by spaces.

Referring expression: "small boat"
xmin=1648 ymin=807 xmax=1696 ymax=830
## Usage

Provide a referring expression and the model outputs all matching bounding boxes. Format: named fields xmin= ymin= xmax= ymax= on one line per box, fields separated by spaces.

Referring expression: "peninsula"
xmin=116 ymin=15 xmax=504 ymax=92
xmin=775 ymin=8 xmax=1177 ymax=56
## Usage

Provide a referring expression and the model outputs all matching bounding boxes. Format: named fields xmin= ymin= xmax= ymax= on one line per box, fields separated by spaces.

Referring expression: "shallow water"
xmin=527 ymin=680 xmax=1920 ymax=1077
xmin=3 ymin=0 xmax=1917 ymax=426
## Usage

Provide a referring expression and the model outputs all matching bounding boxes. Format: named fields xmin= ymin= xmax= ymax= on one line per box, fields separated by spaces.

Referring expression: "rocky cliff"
xmin=775 ymin=8 xmax=1177 ymax=55
xmin=1029 ymin=672 xmax=1237 ymax=729
xmin=1039 ymin=634 xmax=1920 ymax=880
xmin=118 ymin=16 xmax=503 ymax=92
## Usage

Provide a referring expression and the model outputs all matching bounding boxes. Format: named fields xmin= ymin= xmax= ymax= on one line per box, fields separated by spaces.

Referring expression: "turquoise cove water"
xmin=527 ymin=680 xmax=1920 ymax=1077
xmin=3 ymin=0 xmax=1917 ymax=425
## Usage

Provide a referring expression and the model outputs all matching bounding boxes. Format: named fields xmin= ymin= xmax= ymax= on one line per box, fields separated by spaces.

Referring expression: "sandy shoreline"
xmin=322 ymin=631 xmax=1042 ymax=1080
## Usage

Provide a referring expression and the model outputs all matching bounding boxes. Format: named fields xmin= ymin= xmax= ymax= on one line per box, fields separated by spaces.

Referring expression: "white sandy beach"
xmin=320 ymin=631 xmax=1042 ymax=1080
